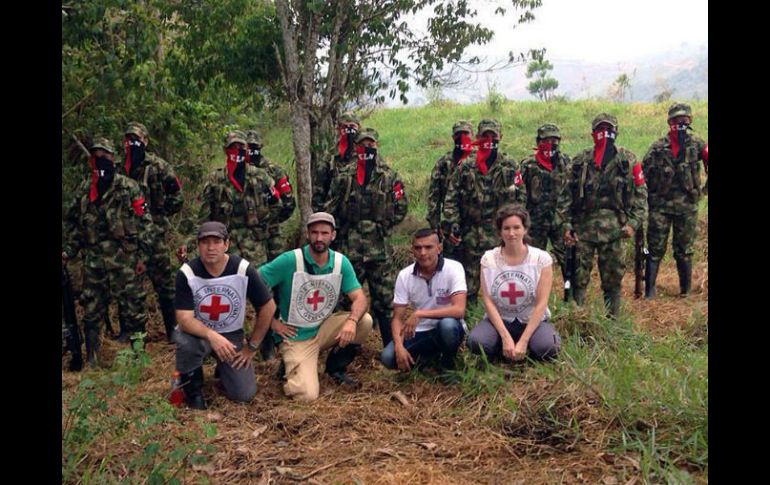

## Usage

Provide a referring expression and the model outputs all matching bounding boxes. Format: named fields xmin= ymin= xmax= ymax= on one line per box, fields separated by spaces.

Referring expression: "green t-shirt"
xmin=258 ymin=245 xmax=361 ymax=341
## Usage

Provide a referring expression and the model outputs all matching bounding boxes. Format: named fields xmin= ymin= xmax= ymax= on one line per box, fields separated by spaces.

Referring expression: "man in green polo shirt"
xmin=258 ymin=212 xmax=373 ymax=401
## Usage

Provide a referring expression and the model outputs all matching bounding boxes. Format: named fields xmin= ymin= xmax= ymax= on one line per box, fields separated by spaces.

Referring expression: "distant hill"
xmin=404 ymin=42 xmax=707 ymax=105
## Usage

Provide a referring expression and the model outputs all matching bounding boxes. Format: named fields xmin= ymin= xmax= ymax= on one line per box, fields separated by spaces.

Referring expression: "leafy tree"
xmin=525 ymin=55 xmax=559 ymax=101
xmin=273 ymin=0 xmax=543 ymax=225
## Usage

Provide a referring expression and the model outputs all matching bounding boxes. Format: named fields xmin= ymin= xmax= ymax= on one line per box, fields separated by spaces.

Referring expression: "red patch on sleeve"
xmin=175 ymin=176 xmax=182 ymax=188
xmin=702 ymin=144 xmax=708 ymax=167
xmin=513 ymin=170 xmax=523 ymax=186
xmin=276 ymin=176 xmax=292 ymax=194
xmin=392 ymin=181 xmax=404 ymax=201
xmin=271 ymin=186 xmax=281 ymax=200
xmin=132 ymin=197 xmax=146 ymax=216
xmin=632 ymin=162 xmax=645 ymax=186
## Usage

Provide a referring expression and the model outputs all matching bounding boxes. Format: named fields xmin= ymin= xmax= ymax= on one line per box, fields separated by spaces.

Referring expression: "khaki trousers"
xmin=280 ymin=312 xmax=373 ymax=401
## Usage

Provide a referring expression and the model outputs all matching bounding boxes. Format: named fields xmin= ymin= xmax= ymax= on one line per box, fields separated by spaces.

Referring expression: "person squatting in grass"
xmin=381 ymin=228 xmax=467 ymax=382
xmin=467 ymin=204 xmax=561 ymax=362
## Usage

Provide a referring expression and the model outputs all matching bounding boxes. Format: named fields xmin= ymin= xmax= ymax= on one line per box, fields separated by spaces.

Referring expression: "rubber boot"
xmin=603 ymin=291 xmax=621 ymax=318
xmin=112 ymin=304 xmax=131 ymax=342
xmin=85 ymin=327 xmax=100 ymax=366
xmin=573 ymin=288 xmax=586 ymax=305
xmin=182 ymin=367 xmax=207 ymax=409
xmin=325 ymin=344 xmax=362 ymax=389
xmin=260 ymin=331 xmax=276 ymax=360
xmin=676 ymin=259 xmax=692 ymax=296
xmin=644 ymin=259 xmax=660 ymax=299
xmin=158 ymin=297 xmax=177 ymax=343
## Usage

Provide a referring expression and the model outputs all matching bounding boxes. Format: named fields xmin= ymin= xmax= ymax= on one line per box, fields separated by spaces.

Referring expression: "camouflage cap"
xmin=355 ymin=127 xmax=379 ymax=144
xmin=537 ymin=123 xmax=561 ymax=140
xmin=223 ymin=130 xmax=247 ymax=147
xmin=90 ymin=136 xmax=115 ymax=154
xmin=245 ymin=129 xmax=263 ymax=145
xmin=667 ymin=102 xmax=692 ymax=120
xmin=477 ymin=118 xmax=501 ymax=138
xmin=339 ymin=112 xmax=361 ymax=126
xmin=452 ymin=120 xmax=473 ymax=135
xmin=125 ymin=121 xmax=148 ymax=139
xmin=591 ymin=113 xmax=618 ymax=130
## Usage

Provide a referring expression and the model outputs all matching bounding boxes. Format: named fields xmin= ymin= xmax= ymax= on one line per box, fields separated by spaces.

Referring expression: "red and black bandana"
xmin=535 ymin=140 xmax=557 ymax=171
xmin=123 ymin=136 xmax=146 ymax=177
xmin=592 ymin=129 xmax=616 ymax=169
xmin=355 ymin=145 xmax=377 ymax=186
xmin=668 ymin=123 xmax=689 ymax=162
xmin=338 ymin=125 xmax=358 ymax=160
xmin=475 ymin=134 xmax=498 ymax=175
xmin=88 ymin=155 xmax=116 ymax=202
xmin=225 ymin=145 xmax=247 ymax=192
xmin=452 ymin=133 xmax=473 ymax=164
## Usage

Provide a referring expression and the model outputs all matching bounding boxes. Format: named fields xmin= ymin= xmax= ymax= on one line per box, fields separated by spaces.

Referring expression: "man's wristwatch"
xmin=246 ymin=341 xmax=259 ymax=352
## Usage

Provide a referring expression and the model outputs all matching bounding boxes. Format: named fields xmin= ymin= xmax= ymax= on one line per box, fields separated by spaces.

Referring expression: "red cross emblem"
xmin=307 ymin=289 xmax=325 ymax=311
xmin=500 ymin=282 xmax=525 ymax=305
xmin=200 ymin=295 xmax=231 ymax=321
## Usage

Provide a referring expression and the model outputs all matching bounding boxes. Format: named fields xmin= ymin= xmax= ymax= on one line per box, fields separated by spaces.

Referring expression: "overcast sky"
xmin=464 ymin=0 xmax=708 ymax=64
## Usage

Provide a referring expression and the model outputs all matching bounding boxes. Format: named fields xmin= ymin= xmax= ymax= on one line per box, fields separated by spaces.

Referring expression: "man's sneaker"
xmin=328 ymin=371 xmax=361 ymax=389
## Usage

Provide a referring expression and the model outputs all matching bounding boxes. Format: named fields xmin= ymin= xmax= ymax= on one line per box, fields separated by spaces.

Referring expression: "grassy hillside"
xmin=63 ymin=99 xmax=708 ymax=485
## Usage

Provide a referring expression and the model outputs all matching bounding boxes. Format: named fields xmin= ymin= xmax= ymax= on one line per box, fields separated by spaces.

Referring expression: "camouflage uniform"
xmin=198 ymin=131 xmax=281 ymax=265
xmin=519 ymin=123 xmax=571 ymax=272
xmin=426 ymin=120 xmax=474 ymax=261
xmin=324 ymin=128 xmax=408 ymax=347
xmin=312 ymin=112 xmax=360 ymax=211
xmin=441 ymin=119 xmax=526 ymax=301
xmin=245 ymin=129 xmax=296 ymax=260
xmin=123 ymin=122 xmax=184 ymax=340
xmin=642 ymin=103 xmax=708 ymax=297
xmin=554 ymin=113 xmax=648 ymax=316
xmin=62 ymin=137 xmax=154 ymax=364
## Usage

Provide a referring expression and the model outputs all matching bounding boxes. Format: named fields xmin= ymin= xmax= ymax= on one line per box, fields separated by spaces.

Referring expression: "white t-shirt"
xmin=393 ymin=257 xmax=467 ymax=332
xmin=481 ymin=245 xmax=552 ymax=324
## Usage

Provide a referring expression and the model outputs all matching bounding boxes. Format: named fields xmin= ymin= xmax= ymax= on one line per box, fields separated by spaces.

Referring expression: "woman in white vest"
xmin=467 ymin=204 xmax=561 ymax=361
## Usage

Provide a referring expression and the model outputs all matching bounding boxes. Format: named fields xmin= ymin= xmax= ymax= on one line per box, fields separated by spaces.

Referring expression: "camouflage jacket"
xmin=198 ymin=165 xmax=281 ymax=238
xmin=256 ymin=156 xmax=296 ymax=223
xmin=126 ymin=152 xmax=183 ymax=227
xmin=555 ymin=146 xmax=648 ymax=244
xmin=62 ymin=174 xmax=154 ymax=263
xmin=642 ymin=132 xmax=707 ymax=214
xmin=519 ymin=152 xmax=572 ymax=227
xmin=441 ymin=153 xmax=526 ymax=236
xmin=312 ymin=151 xmax=355 ymax=212
xmin=324 ymin=155 xmax=408 ymax=260
xmin=426 ymin=150 xmax=464 ymax=230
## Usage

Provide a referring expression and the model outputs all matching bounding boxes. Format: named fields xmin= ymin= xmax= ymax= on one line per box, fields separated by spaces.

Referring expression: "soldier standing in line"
xmin=312 ymin=112 xmax=360 ymax=212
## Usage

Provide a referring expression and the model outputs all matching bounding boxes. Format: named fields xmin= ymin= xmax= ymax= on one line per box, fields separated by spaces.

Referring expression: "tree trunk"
xmin=290 ymin=103 xmax=313 ymax=226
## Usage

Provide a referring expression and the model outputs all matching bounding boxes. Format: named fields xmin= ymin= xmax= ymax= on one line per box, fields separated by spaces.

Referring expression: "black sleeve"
xmin=174 ymin=270 xmax=195 ymax=310
xmin=246 ymin=265 xmax=273 ymax=309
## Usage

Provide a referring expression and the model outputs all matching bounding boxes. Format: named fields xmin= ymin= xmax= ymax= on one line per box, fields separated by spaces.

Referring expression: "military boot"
xmin=111 ymin=306 xmax=131 ymax=342
xmin=325 ymin=344 xmax=362 ymax=389
xmin=644 ymin=259 xmax=661 ymax=299
xmin=158 ymin=297 xmax=177 ymax=343
xmin=182 ymin=367 xmax=207 ymax=409
xmin=603 ymin=291 xmax=621 ymax=318
xmin=85 ymin=327 xmax=100 ymax=366
xmin=676 ymin=259 xmax=692 ymax=296
xmin=573 ymin=288 xmax=587 ymax=305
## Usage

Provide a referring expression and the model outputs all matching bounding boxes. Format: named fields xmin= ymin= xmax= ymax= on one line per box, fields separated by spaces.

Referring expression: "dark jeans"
xmin=380 ymin=317 xmax=465 ymax=370
xmin=174 ymin=328 xmax=257 ymax=402
xmin=467 ymin=316 xmax=560 ymax=361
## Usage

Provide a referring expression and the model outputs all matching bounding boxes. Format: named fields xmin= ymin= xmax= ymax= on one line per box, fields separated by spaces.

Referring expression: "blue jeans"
xmin=380 ymin=317 xmax=465 ymax=370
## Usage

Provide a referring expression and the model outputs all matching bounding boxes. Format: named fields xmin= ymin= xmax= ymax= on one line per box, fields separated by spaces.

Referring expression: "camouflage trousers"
xmin=145 ymin=226 xmax=176 ymax=302
xmin=228 ymin=226 xmax=268 ymax=266
xmin=80 ymin=252 xmax=147 ymax=334
xmin=573 ymin=238 xmax=625 ymax=294
xmin=351 ymin=258 xmax=395 ymax=348
xmin=529 ymin=221 xmax=566 ymax=269
xmin=266 ymin=223 xmax=286 ymax=262
xmin=647 ymin=209 xmax=697 ymax=264
xmin=463 ymin=224 xmax=502 ymax=299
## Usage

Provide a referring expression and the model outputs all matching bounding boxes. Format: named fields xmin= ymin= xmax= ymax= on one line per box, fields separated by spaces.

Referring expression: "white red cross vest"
xmin=180 ymin=258 xmax=250 ymax=333
xmin=482 ymin=246 xmax=551 ymax=324
xmin=286 ymin=248 xmax=343 ymax=328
